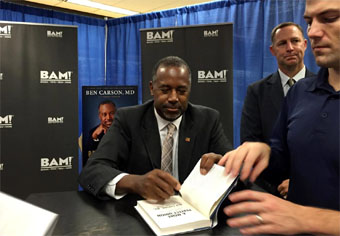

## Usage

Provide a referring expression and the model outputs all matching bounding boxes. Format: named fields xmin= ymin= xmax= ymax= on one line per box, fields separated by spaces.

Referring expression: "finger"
xmin=226 ymin=214 xmax=263 ymax=228
xmin=249 ymin=157 xmax=268 ymax=182
xmin=232 ymin=146 xmax=250 ymax=179
xmin=239 ymin=224 xmax=278 ymax=235
xmin=228 ymin=190 xmax=268 ymax=203
xmin=224 ymin=150 xmax=237 ymax=175
xmin=224 ymin=201 xmax=265 ymax=217
xmin=218 ymin=153 xmax=228 ymax=166
xmin=146 ymin=186 xmax=171 ymax=201
xmin=158 ymin=171 xmax=181 ymax=192
xmin=200 ymin=154 xmax=208 ymax=174
xmin=200 ymin=154 xmax=218 ymax=175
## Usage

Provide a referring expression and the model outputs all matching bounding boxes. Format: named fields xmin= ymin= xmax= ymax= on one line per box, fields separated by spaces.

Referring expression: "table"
xmin=26 ymin=190 xmax=243 ymax=235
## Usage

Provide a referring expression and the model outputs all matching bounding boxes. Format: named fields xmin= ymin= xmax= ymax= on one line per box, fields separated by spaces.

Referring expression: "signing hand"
xmin=200 ymin=152 xmax=223 ymax=175
xmin=117 ymin=169 xmax=181 ymax=201
xmin=218 ymin=142 xmax=270 ymax=182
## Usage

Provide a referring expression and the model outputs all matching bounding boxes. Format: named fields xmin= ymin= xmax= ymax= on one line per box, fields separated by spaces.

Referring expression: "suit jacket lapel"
xmin=268 ymin=71 xmax=284 ymax=113
xmin=177 ymin=108 xmax=195 ymax=183
xmin=141 ymin=107 xmax=162 ymax=169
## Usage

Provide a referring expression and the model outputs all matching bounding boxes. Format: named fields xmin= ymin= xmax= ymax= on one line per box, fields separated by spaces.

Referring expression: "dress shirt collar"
xmin=278 ymin=66 xmax=306 ymax=88
xmin=154 ymin=108 xmax=182 ymax=132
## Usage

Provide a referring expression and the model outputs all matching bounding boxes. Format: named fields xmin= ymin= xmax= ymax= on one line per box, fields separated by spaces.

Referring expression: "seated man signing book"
xmin=79 ymin=56 xmax=233 ymax=201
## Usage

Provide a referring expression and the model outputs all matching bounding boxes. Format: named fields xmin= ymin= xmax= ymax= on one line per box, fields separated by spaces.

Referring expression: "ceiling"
xmin=21 ymin=0 xmax=219 ymax=19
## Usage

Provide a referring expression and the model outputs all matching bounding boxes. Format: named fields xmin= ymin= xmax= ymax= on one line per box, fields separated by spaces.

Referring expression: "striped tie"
xmin=161 ymin=123 xmax=176 ymax=174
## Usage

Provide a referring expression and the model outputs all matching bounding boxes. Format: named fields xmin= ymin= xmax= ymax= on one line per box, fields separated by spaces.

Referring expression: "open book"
xmin=135 ymin=159 xmax=238 ymax=235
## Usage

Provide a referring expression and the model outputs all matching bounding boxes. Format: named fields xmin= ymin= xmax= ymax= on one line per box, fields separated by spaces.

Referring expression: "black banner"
xmin=0 ymin=21 xmax=78 ymax=199
xmin=140 ymin=23 xmax=233 ymax=145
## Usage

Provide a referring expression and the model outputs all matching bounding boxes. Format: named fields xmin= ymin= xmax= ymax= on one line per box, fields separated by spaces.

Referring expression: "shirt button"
xmin=321 ymin=112 xmax=328 ymax=118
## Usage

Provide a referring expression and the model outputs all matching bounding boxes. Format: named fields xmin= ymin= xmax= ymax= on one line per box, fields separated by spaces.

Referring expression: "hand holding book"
xmin=135 ymin=158 xmax=239 ymax=235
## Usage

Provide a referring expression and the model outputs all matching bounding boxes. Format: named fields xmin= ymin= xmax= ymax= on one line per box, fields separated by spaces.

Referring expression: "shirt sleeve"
xmin=104 ymin=173 xmax=129 ymax=200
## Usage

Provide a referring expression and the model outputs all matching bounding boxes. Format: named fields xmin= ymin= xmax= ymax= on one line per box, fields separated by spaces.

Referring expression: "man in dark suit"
xmin=79 ymin=56 xmax=232 ymax=201
xmin=240 ymin=22 xmax=315 ymax=197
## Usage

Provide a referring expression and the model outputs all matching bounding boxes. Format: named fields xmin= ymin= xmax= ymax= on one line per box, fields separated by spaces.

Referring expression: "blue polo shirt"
xmin=269 ymin=67 xmax=339 ymax=210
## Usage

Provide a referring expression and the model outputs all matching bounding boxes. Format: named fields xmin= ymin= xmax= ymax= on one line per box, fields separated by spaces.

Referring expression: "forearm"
xmin=301 ymin=206 xmax=340 ymax=235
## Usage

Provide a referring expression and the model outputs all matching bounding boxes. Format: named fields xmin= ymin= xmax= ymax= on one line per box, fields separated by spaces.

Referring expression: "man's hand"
xmin=224 ymin=190 xmax=340 ymax=235
xmin=278 ymin=179 xmax=289 ymax=199
xmin=92 ymin=124 xmax=107 ymax=139
xmin=200 ymin=153 xmax=223 ymax=175
xmin=117 ymin=169 xmax=181 ymax=201
xmin=218 ymin=142 xmax=270 ymax=182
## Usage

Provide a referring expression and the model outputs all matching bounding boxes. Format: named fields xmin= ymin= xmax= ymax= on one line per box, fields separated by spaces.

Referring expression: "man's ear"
xmin=269 ymin=45 xmax=275 ymax=57
xmin=149 ymin=80 xmax=154 ymax=96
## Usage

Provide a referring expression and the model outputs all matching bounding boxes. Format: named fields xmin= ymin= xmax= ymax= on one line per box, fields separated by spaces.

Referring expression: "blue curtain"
xmin=106 ymin=0 xmax=319 ymax=147
xmin=1 ymin=0 xmax=319 ymax=147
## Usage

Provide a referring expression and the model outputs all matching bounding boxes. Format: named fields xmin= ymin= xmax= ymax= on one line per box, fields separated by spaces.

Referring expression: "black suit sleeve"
xmin=240 ymin=84 xmax=264 ymax=143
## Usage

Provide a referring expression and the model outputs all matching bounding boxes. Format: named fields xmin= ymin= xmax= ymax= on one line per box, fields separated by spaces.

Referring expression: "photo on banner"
xmin=81 ymin=86 xmax=138 ymax=167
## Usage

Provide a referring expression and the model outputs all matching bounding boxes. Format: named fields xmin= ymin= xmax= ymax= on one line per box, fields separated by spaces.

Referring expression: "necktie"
xmin=161 ymin=123 xmax=176 ymax=174
xmin=287 ymin=78 xmax=296 ymax=87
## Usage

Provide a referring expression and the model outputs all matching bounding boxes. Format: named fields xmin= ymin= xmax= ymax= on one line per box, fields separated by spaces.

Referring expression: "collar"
xmin=306 ymin=67 xmax=335 ymax=93
xmin=154 ymin=108 xmax=182 ymax=132
xmin=278 ymin=66 xmax=306 ymax=87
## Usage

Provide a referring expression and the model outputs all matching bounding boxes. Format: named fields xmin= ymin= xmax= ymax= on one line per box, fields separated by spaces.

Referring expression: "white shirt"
xmin=279 ymin=66 xmax=306 ymax=96
xmin=104 ymin=108 xmax=182 ymax=199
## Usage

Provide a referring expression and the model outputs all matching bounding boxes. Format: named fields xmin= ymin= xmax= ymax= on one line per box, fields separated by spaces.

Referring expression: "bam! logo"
xmin=197 ymin=70 xmax=228 ymax=83
xmin=41 ymin=156 xmax=74 ymax=171
xmin=146 ymin=30 xmax=174 ymax=43
xmin=48 ymin=117 xmax=64 ymax=124
xmin=0 ymin=73 xmax=3 ymax=80
xmin=0 ymin=163 xmax=3 ymax=171
xmin=0 ymin=115 xmax=14 ymax=128
xmin=40 ymin=70 xmax=72 ymax=84
xmin=0 ymin=25 xmax=12 ymax=38
xmin=204 ymin=30 xmax=219 ymax=37
xmin=47 ymin=30 xmax=63 ymax=38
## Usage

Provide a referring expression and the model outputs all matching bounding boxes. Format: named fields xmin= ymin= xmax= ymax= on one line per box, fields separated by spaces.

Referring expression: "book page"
xmin=0 ymin=192 xmax=58 ymax=236
xmin=180 ymin=160 xmax=237 ymax=217
xmin=136 ymin=195 xmax=209 ymax=230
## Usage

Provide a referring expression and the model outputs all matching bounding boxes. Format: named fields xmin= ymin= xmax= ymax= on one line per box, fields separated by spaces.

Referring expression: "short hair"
xmin=271 ymin=22 xmax=305 ymax=44
xmin=151 ymin=56 xmax=192 ymax=83
xmin=98 ymin=100 xmax=116 ymax=110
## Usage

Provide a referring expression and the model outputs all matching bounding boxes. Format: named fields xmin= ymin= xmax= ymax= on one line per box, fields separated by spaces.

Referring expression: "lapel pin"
xmin=185 ymin=137 xmax=190 ymax=142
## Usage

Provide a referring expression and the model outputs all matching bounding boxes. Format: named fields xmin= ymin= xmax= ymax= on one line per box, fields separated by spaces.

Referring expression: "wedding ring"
xmin=255 ymin=214 xmax=264 ymax=224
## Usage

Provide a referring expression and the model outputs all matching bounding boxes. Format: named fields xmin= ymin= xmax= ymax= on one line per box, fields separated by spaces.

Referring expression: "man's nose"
xmin=168 ymin=89 xmax=179 ymax=102
xmin=307 ymin=20 xmax=323 ymax=39
xmin=286 ymin=41 xmax=294 ymax=51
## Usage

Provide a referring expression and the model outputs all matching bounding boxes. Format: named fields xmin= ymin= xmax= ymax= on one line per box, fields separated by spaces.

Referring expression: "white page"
xmin=136 ymin=195 xmax=208 ymax=229
xmin=180 ymin=160 xmax=237 ymax=217
xmin=0 ymin=192 xmax=58 ymax=236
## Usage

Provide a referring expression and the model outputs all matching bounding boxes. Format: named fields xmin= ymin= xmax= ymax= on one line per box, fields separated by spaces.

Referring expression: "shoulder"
xmin=187 ymin=103 xmax=220 ymax=118
xmin=286 ymin=74 xmax=318 ymax=102
xmin=248 ymin=72 xmax=278 ymax=91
